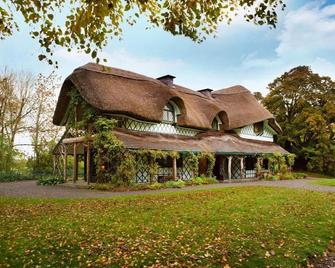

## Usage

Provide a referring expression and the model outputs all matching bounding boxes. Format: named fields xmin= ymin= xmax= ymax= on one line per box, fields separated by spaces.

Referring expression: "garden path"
xmin=0 ymin=178 xmax=334 ymax=199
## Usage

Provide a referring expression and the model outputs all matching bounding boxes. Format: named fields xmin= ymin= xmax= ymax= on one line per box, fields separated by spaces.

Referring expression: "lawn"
xmin=310 ymin=178 xmax=335 ymax=187
xmin=0 ymin=187 xmax=335 ymax=267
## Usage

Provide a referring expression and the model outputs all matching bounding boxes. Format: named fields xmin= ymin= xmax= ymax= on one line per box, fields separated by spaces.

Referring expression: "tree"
xmin=0 ymin=69 xmax=35 ymax=171
xmin=1 ymin=0 xmax=285 ymax=65
xmin=0 ymin=69 xmax=34 ymax=147
xmin=28 ymin=72 xmax=62 ymax=175
xmin=263 ymin=66 xmax=335 ymax=175
xmin=253 ymin=91 xmax=264 ymax=102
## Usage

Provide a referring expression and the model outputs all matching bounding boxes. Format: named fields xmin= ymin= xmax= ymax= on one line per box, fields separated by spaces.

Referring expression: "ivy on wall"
xmin=198 ymin=152 xmax=215 ymax=177
xmin=183 ymin=152 xmax=199 ymax=178
xmin=182 ymin=152 xmax=216 ymax=178
xmin=134 ymin=150 xmax=180 ymax=183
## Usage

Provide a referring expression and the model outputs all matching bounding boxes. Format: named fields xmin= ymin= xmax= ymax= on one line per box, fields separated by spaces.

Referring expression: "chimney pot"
xmin=198 ymin=88 xmax=213 ymax=97
xmin=157 ymin=75 xmax=175 ymax=87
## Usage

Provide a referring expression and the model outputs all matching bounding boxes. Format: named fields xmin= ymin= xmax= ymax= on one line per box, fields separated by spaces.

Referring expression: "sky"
xmin=1 ymin=0 xmax=335 ymax=96
xmin=1 ymin=0 xmax=335 ymax=154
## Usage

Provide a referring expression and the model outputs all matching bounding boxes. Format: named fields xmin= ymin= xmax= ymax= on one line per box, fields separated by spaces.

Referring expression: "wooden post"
xmin=256 ymin=157 xmax=263 ymax=178
xmin=228 ymin=156 xmax=232 ymax=181
xmin=73 ymin=143 xmax=78 ymax=183
xmin=63 ymin=144 xmax=68 ymax=182
xmin=172 ymin=156 xmax=177 ymax=180
xmin=86 ymin=143 xmax=91 ymax=185
xmin=240 ymin=156 xmax=245 ymax=179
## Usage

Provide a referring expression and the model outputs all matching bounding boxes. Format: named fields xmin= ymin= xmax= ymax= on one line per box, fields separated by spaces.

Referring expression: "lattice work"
xmin=135 ymin=158 xmax=150 ymax=183
xmin=135 ymin=167 xmax=150 ymax=184
xmin=178 ymin=158 xmax=193 ymax=181
xmin=158 ymin=167 xmax=172 ymax=177
xmin=134 ymin=156 xmax=194 ymax=183
xmin=111 ymin=115 xmax=200 ymax=136
xmin=231 ymin=157 xmax=241 ymax=179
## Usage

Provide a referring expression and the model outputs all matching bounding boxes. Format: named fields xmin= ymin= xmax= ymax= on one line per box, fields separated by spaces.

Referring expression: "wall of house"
xmin=234 ymin=120 xmax=276 ymax=142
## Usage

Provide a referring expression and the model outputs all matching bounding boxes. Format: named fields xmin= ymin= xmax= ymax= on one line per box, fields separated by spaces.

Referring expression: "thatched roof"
xmin=53 ymin=63 xmax=280 ymax=132
xmin=113 ymin=128 xmax=287 ymax=154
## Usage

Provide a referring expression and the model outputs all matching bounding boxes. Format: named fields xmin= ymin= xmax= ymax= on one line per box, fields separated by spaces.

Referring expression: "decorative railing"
xmin=111 ymin=115 xmax=201 ymax=137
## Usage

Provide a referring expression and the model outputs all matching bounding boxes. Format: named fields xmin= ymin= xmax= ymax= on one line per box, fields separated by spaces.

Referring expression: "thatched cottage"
xmin=53 ymin=63 xmax=286 ymax=183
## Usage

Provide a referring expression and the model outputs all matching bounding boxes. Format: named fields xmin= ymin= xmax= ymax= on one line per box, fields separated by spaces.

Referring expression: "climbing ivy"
xmin=255 ymin=157 xmax=262 ymax=177
xmin=134 ymin=150 xmax=180 ymax=182
xmin=183 ymin=152 xmax=199 ymax=178
xmin=198 ymin=152 xmax=216 ymax=177
xmin=67 ymin=88 xmax=97 ymax=130
xmin=93 ymin=117 xmax=125 ymax=183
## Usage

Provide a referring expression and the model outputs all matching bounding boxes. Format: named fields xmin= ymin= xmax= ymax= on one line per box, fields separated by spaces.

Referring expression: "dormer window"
xmin=162 ymin=101 xmax=181 ymax=124
xmin=212 ymin=118 xmax=219 ymax=130
xmin=253 ymin=122 xmax=264 ymax=135
xmin=211 ymin=115 xmax=222 ymax=131
xmin=163 ymin=103 xmax=176 ymax=123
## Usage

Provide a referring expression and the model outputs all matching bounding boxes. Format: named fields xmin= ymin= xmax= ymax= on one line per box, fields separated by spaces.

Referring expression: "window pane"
xmin=163 ymin=111 xmax=168 ymax=121
xmin=163 ymin=103 xmax=175 ymax=123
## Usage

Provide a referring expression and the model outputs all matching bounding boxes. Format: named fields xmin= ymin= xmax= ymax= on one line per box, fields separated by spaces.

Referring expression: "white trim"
xmin=169 ymin=100 xmax=181 ymax=116
xmin=238 ymin=133 xmax=273 ymax=142
xmin=212 ymin=115 xmax=222 ymax=130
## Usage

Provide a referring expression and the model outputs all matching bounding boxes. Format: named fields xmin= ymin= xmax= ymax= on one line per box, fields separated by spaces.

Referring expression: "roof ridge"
xmin=78 ymin=63 xmax=161 ymax=84
xmin=212 ymin=90 xmax=250 ymax=96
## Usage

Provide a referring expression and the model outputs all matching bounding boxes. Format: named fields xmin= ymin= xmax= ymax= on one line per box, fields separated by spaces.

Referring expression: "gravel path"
xmin=0 ymin=178 xmax=334 ymax=199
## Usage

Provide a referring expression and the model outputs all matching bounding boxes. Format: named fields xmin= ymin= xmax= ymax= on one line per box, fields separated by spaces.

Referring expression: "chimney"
xmin=198 ymin=88 xmax=213 ymax=97
xmin=157 ymin=75 xmax=175 ymax=87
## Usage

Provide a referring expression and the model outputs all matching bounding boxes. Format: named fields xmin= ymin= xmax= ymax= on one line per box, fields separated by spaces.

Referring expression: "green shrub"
xmin=165 ymin=180 xmax=186 ymax=188
xmin=202 ymin=176 xmax=218 ymax=184
xmin=279 ymin=173 xmax=295 ymax=180
xmin=192 ymin=176 xmax=218 ymax=185
xmin=148 ymin=182 xmax=164 ymax=190
xmin=192 ymin=177 xmax=205 ymax=185
xmin=272 ymin=175 xmax=280 ymax=181
xmin=293 ymin=172 xmax=307 ymax=179
xmin=0 ymin=171 xmax=33 ymax=182
xmin=37 ymin=176 xmax=65 ymax=186
xmin=263 ymin=174 xmax=279 ymax=181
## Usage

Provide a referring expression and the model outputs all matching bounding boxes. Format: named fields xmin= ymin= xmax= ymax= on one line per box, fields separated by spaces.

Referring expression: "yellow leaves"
xmin=1 ymin=187 xmax=335 ymax=267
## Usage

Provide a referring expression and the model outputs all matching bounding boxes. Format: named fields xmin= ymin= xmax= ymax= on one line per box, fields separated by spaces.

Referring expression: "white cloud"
xmin=54 ymin=48 xmax=186 ymax=80
xmin=238 ymin=1 xmax=335 ymax=94
xmin=276 ymin=2 xmax=335 ymax=56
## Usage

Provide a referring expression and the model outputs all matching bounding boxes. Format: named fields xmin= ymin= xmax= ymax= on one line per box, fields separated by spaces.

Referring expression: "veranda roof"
xmin=113 ymin=129 xmax=288 ymax=155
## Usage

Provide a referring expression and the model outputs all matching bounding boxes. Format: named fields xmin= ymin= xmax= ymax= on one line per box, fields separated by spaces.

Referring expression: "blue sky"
xmin=1 ymin=0 xmax=335 ymax=96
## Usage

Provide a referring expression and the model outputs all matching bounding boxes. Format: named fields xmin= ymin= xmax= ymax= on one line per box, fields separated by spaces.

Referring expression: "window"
xmin=253 ymin=122 xmax=264 ymax=135
xmin=212 ymin=115 xmax=222 ymax=131
xmin=163 ymin=103 xmax=175 ymax=123
xmin=212 ymin=118 xmax=219 ymax=130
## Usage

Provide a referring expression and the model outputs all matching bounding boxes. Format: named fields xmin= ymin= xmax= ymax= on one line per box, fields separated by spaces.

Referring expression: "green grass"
xmin=310 ymin=178 xmax=335 ymax=187
xmin=1 ymin=187 xmax=335 ymax=267
xmin=306 ymin=172 xmax=334 ymax=179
